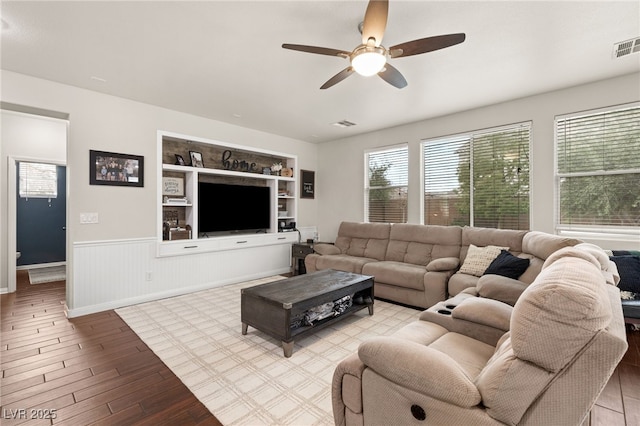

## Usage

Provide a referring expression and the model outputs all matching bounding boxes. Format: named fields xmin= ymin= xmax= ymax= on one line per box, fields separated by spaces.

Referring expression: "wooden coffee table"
xmin=241 ymin=269 xmax=374 ymax=357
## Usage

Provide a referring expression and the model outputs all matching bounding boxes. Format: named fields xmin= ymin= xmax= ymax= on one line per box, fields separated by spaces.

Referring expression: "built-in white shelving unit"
xmin=157 ymin=131 xmax=298 ymax=258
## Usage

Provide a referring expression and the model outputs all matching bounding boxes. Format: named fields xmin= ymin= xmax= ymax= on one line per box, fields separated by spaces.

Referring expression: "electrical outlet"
xmin=145 ymin=271 xmax=152 ymax=281
xmin=80 ymin=212 xmax=99 ymax=224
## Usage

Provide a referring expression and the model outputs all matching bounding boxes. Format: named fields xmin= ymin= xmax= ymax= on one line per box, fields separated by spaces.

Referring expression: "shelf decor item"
xmin=162 ymin=177 xmax=184 ymax=196
xmin=271 ymin=162 xmax=283 ymax=176
xmin=190 ymin=151 xmax=204 ymax=168
xmin=90 ymin=150 xmax=144 ymax=187
xmin=281 ymin=168 xmax=293 ymax=178
xmin=175 ymin=154 xmax=186 ymax=165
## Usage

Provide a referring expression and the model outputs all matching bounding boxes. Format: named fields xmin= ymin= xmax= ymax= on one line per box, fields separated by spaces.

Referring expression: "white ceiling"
xmin=2 ymin=1 xmax=639 ymax=143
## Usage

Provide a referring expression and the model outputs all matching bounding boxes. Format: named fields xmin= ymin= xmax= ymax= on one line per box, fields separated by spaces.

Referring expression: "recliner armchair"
xmin=332 ymin=247 xmax=628 ymax=425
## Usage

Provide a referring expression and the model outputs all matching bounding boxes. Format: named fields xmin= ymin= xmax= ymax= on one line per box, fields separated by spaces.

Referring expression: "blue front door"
xmin=17 ymin=163 xmax=66 ymax=266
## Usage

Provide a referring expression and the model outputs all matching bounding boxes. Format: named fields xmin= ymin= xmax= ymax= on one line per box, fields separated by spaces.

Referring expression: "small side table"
xmin=292 ymin=243 xmax=315 ymax=275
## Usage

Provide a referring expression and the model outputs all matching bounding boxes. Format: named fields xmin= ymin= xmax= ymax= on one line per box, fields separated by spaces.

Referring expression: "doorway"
xmin=7 ymin=157 xmax=67 ymax=293
xmin=16 ymin=162 xmax=67 ymax=267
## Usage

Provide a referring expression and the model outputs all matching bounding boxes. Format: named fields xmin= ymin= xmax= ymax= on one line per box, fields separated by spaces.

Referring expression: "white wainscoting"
xmin=69 ymin=237 xmax=292 ymax=317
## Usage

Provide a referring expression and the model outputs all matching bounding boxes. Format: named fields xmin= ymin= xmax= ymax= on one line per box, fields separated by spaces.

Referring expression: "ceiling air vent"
xmin=613 ymin=37 xmax=640 ymax=58
xmin=332 ymin=120 xmax=357 ymax=128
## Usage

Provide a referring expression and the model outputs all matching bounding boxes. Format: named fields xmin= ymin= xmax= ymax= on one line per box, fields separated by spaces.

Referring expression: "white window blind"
xmin=556 ymin=104 xmax=640 ymax=232
xmin=19 ymin=162 xmax=58 ymax=199
xmin=423 ymin=122 xmax=530 ymax=230
xmin=365 ymin=145 xmax=408 ymax=223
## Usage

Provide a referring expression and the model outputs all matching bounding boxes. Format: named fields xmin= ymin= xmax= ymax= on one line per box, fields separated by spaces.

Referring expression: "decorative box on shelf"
xmin=163 ymin=223 xmax=192 ymax=241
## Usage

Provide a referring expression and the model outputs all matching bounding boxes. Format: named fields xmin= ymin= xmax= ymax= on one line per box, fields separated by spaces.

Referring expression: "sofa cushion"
xmin=448 ymin=272 xmax=481 ymax=297
xmin=610 ymin=255 xmax=640 ymax=293
xmin=521 ymin=231 xmax=582 ymax=261
xmin=461 ymin=227 xmax=527 ymax=260
xmin=484 ymin=250 xmax=530 ymax=279
xmin=334 ymin=222 xmax=390 ymax=261
xmin=362 ymin=261 xmax=427 ymax=291
xmin=511 ymin=247 xmax=611 ymax=372
xmin=475 ymin=249 xmax=612 ymax=425
xmin=477 ymin=274 xmax=529 ymax=306
xmin=315 ymin=254 xmax=378 ymax=274
xmin=459 ymin=244 xmax=506 ymax=277
xmin=385 ymin=224 xmax=462 ymax=266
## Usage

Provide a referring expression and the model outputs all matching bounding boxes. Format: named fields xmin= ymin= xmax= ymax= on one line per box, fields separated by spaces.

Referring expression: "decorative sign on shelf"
xmin=221 ymin=150 xmax=259 ymax=173
xmin=162 ymin=177 xmax=184 ymax=196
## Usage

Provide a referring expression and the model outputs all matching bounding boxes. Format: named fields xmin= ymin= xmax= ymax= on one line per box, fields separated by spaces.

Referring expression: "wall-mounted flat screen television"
xmin=198 ymin=182 xmax=271 ymax=235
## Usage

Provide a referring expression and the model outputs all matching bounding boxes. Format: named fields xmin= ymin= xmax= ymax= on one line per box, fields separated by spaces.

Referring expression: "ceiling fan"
xmin=282 ymin=0 xmax=465 ymax=89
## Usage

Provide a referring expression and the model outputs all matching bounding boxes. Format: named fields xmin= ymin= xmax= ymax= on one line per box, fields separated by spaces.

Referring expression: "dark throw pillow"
xmin=610 ymin=255 xmax=640 ymax=293
xmin=484 ymin=250 xmax=530 ymax=280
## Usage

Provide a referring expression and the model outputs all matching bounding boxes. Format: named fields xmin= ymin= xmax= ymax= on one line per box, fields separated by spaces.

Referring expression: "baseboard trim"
xmin=66 ymin=267 xmax=289 ymax=318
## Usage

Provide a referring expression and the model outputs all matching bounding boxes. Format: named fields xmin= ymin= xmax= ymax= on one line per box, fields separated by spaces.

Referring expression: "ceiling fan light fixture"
xmin=350 ymin=45 xmax=386 ymax=76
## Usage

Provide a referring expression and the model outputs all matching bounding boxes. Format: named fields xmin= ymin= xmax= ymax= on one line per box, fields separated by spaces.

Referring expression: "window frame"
xmin=421 ymin=121 xmax=532 ymax=230
xmin=554 ymin=102 xmax=640 ymax=241
xmin=364 ymin=143 xmax=409 ymax=224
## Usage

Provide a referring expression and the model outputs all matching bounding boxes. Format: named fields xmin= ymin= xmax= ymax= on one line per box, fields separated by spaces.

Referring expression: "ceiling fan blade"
xmin=378 ymin=63 xmax=407 ymax=89
xmin=361 ymin=0 xmax=388 ymax=46
xmin=389 ymin=33 xmax=466 ymax=58
xmin=320 ymin=67 xmax=354 ymax=89
xmin=282 ymin=44 xmax=350 ymax=58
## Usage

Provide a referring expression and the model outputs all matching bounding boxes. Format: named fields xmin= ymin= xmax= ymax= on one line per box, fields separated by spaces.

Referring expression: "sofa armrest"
xmin=314 ymin=243 xmax=341 ymax=256
xmin=358 ymin=337 xmax=481 ymax=407
xmin=452 ymin=297 xmax=512 ymax=332
xmin=426 ymin=257 xmax=460 ymax=272
xmin=477 ymin=274 xmax=529 ymax=306
xmin=460 ymin=287 xmax=479 ymax=296
xmin=332 ymin=352 xmax=367 ymax=426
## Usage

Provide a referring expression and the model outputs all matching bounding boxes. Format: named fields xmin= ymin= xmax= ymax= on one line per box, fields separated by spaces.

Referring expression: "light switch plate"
xmin=80 ymin=212 xmax=99 ymax=224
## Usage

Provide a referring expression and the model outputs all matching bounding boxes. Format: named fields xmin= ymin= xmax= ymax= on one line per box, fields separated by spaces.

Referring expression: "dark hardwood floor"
xmin=1 ymin=271 xmax=221 ymax=425
xmin=2 ymin=270 xmax=639 ymax=425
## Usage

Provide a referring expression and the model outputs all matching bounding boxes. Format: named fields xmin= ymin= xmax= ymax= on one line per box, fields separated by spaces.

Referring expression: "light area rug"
xmin=116 ymin=276 xmax=420 ymax=425
xmin=28 ymin=265 xmax=66 ymax=284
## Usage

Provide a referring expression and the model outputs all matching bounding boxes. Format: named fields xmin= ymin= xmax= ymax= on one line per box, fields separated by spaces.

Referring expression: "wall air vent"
xmin=613 ymin=37 xmax=640 ymax=58
xmin=332 ymin=120 xmax=357 ymax=128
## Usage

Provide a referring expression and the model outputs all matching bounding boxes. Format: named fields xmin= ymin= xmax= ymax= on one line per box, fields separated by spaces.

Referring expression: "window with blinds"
xmin=556 ymin=103 xmax=640 ymax=234
xmin=19 ymin=162 xmax=58 ymax=199
xmin=422 ymin=123 xmax=530 ymax=230
xmin=365 ymin=145 xmax=408 ymax=223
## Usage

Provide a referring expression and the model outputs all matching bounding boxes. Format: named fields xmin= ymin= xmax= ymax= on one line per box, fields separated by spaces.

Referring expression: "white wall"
xmin=315 ymin=72 xmax=640 ymax=250
xmin=0 ymin=110 xmax=67 ymax=292
xmin=1 ymin=71 xmax=318 ymax=304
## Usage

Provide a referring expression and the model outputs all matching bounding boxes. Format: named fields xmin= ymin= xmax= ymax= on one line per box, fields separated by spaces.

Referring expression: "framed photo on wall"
xmin=89 ymin=150 xmax=144 ymax=187
xmin=301 ymin=169 xmax=315 ymax=199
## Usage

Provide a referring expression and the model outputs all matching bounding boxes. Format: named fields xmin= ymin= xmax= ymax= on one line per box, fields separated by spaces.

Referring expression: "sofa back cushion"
xmin=517 ymin=231 xmax=582 ymax=284
xmin=475 ymin=248 xmax=611 ymax=424
xmin=385 ymin=224 xmax=462 ymax=266
xmin=460 ymin=227 xmax=527 ymax=261
xmin=335 ymin=221 xmax=391 ymax=261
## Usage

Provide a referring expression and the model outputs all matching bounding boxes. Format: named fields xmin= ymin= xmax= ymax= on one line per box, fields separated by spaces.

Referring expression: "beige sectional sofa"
xmin=306 ymin=222 xmax=462 ymax=308
xmin=306 ymin=221 xmax=582 ymax=309
xmin=332 ymin=246 xmax=627 ymax=425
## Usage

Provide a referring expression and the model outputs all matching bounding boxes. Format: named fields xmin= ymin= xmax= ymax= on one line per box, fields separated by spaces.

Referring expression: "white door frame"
xmin=7 ymin=156 xmax=67 ymax=292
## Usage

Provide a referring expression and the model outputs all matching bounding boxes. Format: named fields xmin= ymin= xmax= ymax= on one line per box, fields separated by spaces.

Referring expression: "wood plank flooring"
xmin=1 ymin=271 xmax=221 ymax=425
xmin=2 ymin=270 xmax=640 ymax=425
